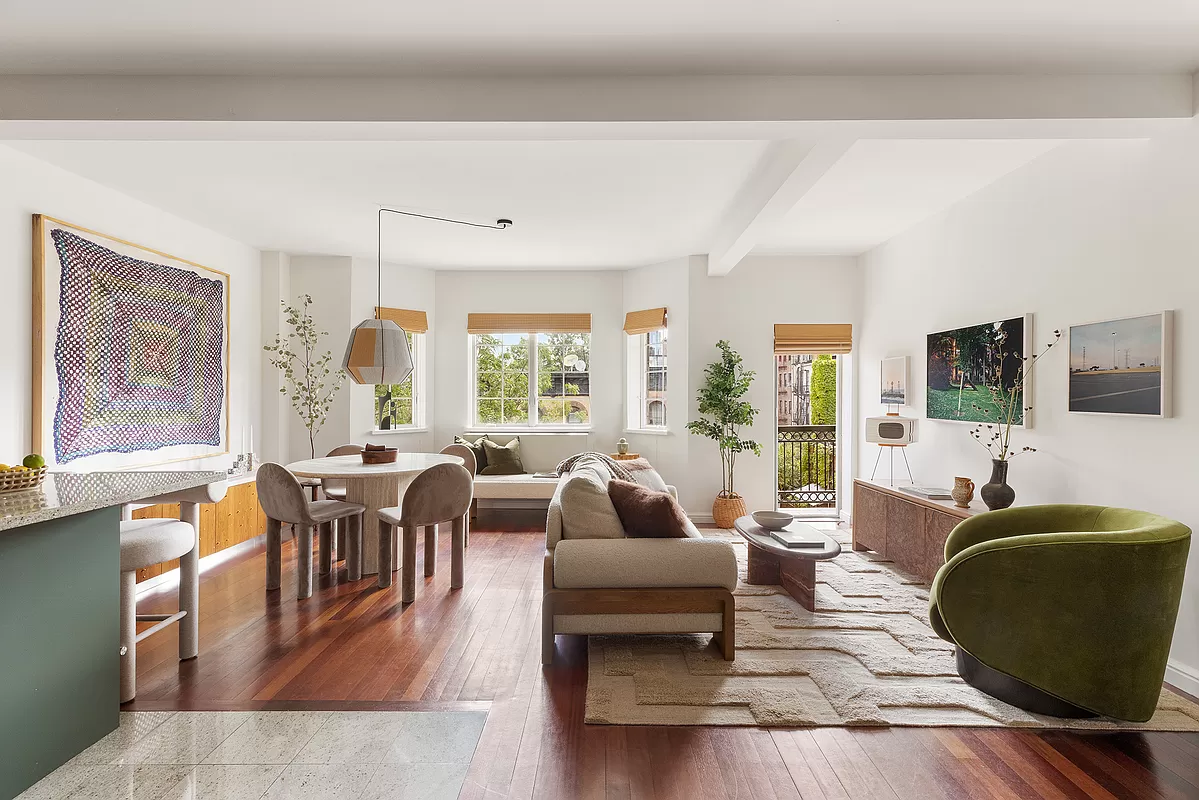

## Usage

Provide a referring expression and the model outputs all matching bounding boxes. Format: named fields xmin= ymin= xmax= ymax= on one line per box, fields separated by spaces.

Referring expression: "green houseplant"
xmin=263 ymin=295 xmax=346 ymax=459
xmin=687 ymin=340 xmax=762 ymax=527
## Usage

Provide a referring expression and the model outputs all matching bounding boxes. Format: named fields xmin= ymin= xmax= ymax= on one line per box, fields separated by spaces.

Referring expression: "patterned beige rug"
xmin=585 ymin=527 xmax=1199 ymax=729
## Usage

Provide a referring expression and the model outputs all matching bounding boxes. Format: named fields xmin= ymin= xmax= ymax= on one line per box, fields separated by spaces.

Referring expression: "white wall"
xmin=433 ymin=270 xmax=625 ymax=471
xmin=285 ymin=255 xmax=353 ymax=461
xmin=688 ymin=254 xmax=862 ymax=516
xmin=855 ymin=128 xmax=1199 ymax=695
xmin=0 ymin=143 xmax=261 ymax=470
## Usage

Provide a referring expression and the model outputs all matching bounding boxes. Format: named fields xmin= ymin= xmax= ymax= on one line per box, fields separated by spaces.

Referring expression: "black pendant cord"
xmin=374 ymin=207 xmax=512 ymax=380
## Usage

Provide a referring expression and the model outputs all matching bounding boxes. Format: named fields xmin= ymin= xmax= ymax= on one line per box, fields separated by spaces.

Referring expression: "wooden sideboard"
xmin=132 ymin=477 xmax=266 ymax=582
xmin=851 ymin=478 xmax=985 ymax=583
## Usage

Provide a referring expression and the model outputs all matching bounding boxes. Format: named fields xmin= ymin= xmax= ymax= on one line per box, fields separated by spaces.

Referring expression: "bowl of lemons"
xmin=0 ymin=454 xmax=47 ymax=493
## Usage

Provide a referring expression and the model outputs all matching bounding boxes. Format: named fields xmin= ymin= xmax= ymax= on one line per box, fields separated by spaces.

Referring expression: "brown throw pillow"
xmin=606 ymin=479 xmax=690 ymax=538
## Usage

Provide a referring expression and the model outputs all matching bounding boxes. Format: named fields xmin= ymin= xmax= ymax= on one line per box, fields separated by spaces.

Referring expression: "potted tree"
xmin=687 ymin=340 xmax=762 ymax=527
xmin=263 ymin=295 xmax=346 ymax=459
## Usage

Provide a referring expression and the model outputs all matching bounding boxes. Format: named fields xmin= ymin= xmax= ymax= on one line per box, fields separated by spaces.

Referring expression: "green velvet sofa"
xmin=929 ymin=505 xmax=1191 ymax=721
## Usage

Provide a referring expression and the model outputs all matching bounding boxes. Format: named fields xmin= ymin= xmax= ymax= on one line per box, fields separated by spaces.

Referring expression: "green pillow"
xmin=481 ymin=437 xmax=525 ymax=475
xmin=454 ymin=434 xmax=490 ymax=472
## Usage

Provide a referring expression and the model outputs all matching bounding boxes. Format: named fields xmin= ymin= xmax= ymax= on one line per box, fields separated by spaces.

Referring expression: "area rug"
xmin=585 ymin=527 xmax=1199 ymax=729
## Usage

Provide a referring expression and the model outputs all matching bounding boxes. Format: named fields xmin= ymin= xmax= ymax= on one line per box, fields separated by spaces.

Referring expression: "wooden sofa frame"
xmin=541 ymin=552 xmax=735 ymax=665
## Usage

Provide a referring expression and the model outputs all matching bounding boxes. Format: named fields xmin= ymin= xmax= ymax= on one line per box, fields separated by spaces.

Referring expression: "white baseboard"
xmin=840 ymin=508 xmax=853 ymax=524
xmin=1166 ymin=659 xmax=1199 ymax=698
xmin=687 ymin=512 xmax=715 ymax=525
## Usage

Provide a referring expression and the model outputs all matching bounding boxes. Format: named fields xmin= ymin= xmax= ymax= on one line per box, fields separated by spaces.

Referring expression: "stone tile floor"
xmin=18 ymin=711 xmax=487 ymax=799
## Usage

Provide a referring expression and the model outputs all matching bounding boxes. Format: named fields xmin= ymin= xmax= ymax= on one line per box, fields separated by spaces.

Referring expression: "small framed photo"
xmin=1068 ymin=311 xmax=1172 ymax=417
xmin=880 ymin=356 xmax=908 ymax=406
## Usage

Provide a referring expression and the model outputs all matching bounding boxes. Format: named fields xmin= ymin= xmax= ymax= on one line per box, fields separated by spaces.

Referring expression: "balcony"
xmin=777 ymin=425 xmax=836 ymax=509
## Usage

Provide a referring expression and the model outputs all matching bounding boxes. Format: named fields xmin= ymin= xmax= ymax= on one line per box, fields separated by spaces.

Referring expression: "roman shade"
xmin=623 ymin=307 xmax=668 ymax=335
xmin=375 ymin=307 xmax=428 ymax=334
xmin=467 ymin=313 xmax=591 ymax=334
xmin=774 ymin=323 xmax=853 ymax=355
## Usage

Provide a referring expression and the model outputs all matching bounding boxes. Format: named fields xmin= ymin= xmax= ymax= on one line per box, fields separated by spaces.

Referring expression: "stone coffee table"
xmin=733 ymin=516 xmax=841 ymax=610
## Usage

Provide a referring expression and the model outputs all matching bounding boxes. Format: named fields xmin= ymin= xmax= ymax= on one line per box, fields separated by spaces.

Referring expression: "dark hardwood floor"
xmin=129 ymin=511 xmax=1199 ymax=799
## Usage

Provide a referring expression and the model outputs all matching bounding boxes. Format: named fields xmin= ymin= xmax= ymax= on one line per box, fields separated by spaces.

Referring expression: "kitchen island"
xmin=0 ymin=470 xmax=225 ymax=800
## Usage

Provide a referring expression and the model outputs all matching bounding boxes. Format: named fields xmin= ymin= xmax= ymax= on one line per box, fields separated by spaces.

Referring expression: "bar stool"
xmin=377 ymin=463 xmax=474 ymax=603
xmin=119 ymin=481 xmax=227 ymax=704
xmin=439 ymin=443 xmax=477 ymax=548
xmin=256 ymin=463 xmax=366 ymax=599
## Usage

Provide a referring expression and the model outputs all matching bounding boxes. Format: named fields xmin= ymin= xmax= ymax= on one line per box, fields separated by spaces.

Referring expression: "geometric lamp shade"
xmin=342 ymin=318 xmax=413 ymax=385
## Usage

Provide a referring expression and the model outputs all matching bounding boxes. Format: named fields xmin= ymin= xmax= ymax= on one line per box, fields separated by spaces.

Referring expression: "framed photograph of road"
xmin=1068 ymin=312 xmax=1172 ymax=417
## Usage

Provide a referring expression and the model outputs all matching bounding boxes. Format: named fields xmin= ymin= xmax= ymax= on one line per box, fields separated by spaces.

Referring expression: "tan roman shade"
xmin=375 ymin=307 xmax=428 ymax=333
xmin=774 ymin=323 xmax=853 ymax=355
xmin=466 ymin=313 xmax=591 ymax=334
xmin=623 ymin=307 xmax=668 ymax=335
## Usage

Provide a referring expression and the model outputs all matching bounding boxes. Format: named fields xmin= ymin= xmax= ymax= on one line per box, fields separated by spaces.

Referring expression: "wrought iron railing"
xmin=777 ymin=425 xmax=836 ymax=508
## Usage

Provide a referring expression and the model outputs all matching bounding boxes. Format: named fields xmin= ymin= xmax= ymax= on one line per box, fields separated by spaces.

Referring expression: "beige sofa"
xmin=542 ymin=457 xmax=738 ymax=665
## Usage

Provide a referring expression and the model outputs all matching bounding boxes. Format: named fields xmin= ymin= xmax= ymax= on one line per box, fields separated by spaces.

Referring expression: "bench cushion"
xmin=473 ymin=473 xmax=559 ymax=500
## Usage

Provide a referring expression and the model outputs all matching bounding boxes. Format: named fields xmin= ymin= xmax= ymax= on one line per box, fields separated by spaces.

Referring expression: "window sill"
xmin=370 ymin=427 xmax=429 ymax=435
xmin=464 ymin=428 xmax=591 ymax=436
xmin=624 ymin=427 xmax=671 ymax=437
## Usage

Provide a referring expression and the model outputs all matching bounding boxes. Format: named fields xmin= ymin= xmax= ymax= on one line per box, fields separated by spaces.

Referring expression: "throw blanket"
xmin=555 ymin=452 xmax=635 ymax=482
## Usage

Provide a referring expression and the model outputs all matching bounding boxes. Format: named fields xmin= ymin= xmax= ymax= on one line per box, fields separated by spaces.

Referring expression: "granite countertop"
xmin=0 ymin=470 xmax=227 ymax=532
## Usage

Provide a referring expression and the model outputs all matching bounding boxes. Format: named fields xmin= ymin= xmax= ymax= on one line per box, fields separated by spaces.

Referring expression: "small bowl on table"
xmin=751 ymin=510 xmax=793 ymax=531
xmin=361 ymin=446 xmax=398 ymax=465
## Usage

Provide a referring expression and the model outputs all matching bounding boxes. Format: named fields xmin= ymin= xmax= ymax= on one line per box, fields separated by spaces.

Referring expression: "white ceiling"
xmin=6 ymin=140 xmax=770 ymax=269
xmin=1 ymin=0 xmax=1198 ymax=75
xmin=6 ymin=137 xmax=1072 ymax=268
xmin=754 ymin=139 xmax=1063 ymax=255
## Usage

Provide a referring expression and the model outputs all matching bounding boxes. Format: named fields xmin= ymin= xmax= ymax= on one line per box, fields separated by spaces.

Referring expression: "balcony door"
xmin=775 ymin=352 xmax=841 ymax=519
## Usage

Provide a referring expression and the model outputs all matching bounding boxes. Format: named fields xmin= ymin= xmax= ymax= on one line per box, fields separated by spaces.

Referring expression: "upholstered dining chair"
xmin=377 ymin=463 xmax=474 ymax=603
xmin=257 ymin=463 xmax=366 ymax=599
xmin=321 ymin=443 xmax=363 ymax=501
xmin=440 ymin=443 xmax=477 ymax=548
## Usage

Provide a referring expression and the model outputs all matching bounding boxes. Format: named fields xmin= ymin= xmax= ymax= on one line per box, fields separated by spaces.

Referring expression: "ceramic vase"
xmin=980 ymin=459 xmax=1015 ymax=511
xmin=617 ymin=437 xmax=629 ymax=455
xmin=951 ymin=476 xmax=975 ymax=509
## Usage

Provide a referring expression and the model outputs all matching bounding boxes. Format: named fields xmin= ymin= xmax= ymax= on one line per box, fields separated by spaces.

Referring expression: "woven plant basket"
xmin=712 ymin=494 xmax=748 ymax=528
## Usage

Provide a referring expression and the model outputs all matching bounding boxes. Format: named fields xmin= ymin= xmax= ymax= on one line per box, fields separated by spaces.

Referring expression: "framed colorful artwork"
xmin=926 ymin=314 xmax=1033 ymax=427
xmin=32 ymin=215 xmax=230 ymax=468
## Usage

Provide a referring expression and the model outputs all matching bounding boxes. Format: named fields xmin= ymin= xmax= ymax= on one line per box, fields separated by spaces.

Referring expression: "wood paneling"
xmin=125 ymin=511 xmax=1199 ymax=800
xmin=132 ymin=480 xmax=266 ymax=582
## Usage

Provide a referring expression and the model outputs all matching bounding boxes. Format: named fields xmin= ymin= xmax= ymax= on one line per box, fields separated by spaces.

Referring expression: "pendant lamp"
xmin=343 ymin=208 xmax=512 ymax=385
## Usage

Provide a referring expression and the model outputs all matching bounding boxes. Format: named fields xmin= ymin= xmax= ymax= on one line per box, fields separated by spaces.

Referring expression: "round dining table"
xmin=285 ymin=452 xmax=463 ymax=575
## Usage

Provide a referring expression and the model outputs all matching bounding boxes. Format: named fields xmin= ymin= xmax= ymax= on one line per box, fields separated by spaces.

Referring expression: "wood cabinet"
xmin=132 ymin=478 xmax=266 ymax=582
xmin=851 ymin=479 xmax=983 ymax=583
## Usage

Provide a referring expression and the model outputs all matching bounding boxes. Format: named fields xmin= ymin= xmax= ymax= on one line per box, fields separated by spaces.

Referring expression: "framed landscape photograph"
xmin=880 ymin=356 xmax=908 ymax=405
xmin=926 ymin=314 xmax=1032 ymax=427
xmin=1068 ymin=312 xmax=1172 ymax=417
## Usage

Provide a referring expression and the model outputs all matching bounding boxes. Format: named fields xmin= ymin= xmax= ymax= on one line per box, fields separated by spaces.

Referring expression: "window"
xmin=626 ymin=328 xmax=667 ymax=430
xmin=472 ymin=332 xmax=590 ymax=428
xmin=374 ymin=332 xmax=425 ymax=430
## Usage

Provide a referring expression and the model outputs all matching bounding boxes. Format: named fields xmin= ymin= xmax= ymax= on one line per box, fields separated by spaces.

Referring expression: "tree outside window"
xmin=375 ymin=331 xmax=420 ymax=429
xmin=473 ymin=332 xmax=590 ymax=427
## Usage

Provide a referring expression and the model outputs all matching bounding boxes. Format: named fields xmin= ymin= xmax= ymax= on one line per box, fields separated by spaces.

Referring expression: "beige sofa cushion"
xmin=553 ymin=537 xmax=738 ymax=591
xmin=559 ymin=467 xmax=626 ymax=540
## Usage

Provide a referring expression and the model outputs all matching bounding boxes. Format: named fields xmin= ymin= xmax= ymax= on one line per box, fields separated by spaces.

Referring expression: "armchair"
xmin=929 ymin=505 xmax=1190 ymax=721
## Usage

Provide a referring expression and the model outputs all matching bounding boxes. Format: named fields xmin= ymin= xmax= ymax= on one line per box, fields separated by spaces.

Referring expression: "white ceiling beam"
xmin=0 ymin=74 xmax=1190 ymax=124
xmin=707 ymin=138 xmax=855 ymax=276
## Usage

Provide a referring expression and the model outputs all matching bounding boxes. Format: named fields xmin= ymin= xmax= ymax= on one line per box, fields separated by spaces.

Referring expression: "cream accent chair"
xmin=542 ymin=460 xmax=738 ymax=665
